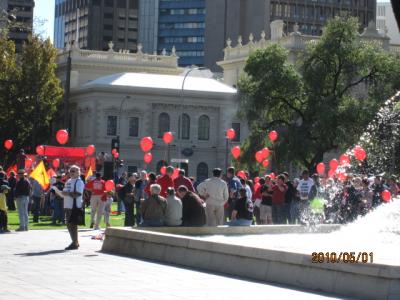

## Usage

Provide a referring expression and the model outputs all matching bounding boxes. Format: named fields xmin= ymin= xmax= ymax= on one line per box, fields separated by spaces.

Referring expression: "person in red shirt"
xmin=144 ymin=172 xmax=157 ymax=198
xmin=173 ymin=169 xmax=194 ymax=193
xmin=272 ymin=174 xmax=288 ymax=224
xmin=156 ymin=166 xmax=174 ymax=198
xmin=85 ymin=172 xmax=105 ymax=230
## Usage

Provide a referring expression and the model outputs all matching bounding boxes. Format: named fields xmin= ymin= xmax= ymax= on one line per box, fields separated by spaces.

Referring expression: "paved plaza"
xmin=0 ymin=229 xmax=346 ymax=300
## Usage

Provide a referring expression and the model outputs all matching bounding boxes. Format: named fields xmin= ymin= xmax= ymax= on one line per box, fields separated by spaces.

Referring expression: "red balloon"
xmin=269 ymin=172 xmax=276 ymax=180
xmin=262 ymin=159 xmax=270 ymax=168
xmin=329 ymin=159 xmax=339 ymax=171
xmin=111 ymin=148 xmax=118 ymax=155
xmin=339 ymin=154 xmax=350 ymax=165
xmin=268 ymin=130 xmax=278 ymax=142
xmin=255 ymin=151 xmax=264 ymax=163
xmin=56 ymin=129 xmax=69 ymax=145
xmin=52 ymin=159 xmax=60 ymax=168
xmin=226 ymin=128 xmax=236 ymax=140
xmin=254 ymin=177 xmax=260 ymax=184
xmin=354 ymin=146 xmax=366 ymax=161
xmin=36 ymin=145 xmax=45 ymax=156
xmin=25 ymin=158 xmax=33 ymax=169
xmin=140 ymin=136 xmax=153 ymax=152
xmin=261 ymin=147 xmax=270 ymax=159
xmin=113 ymin=152 xmax=119 ymax=159
xmin=144 ymin=152 xmax=153 ymax=164
xmin=105 ymin=180 xmax=115 ymax=192
xmin=381 ymin=190 xmax=391 ymax=202
xmin=86 ymin=145 xmax=96 ymax=156
xmin=4 ymin=139 xmax=13 ymax=150
xmin=160 ymin=166 xmax=167 ymax=175
xmin=163 ymin=132 xmax=174 ymax=144
xmin=237 ymin=170 xmax=246 ymax=179
xmin=316 ymin=162 xmax=325 ymax=175
xmin=328 ymin=169 xmax=335 ymax=178
xmin=231 ymin=146 xmax=241 ymax=159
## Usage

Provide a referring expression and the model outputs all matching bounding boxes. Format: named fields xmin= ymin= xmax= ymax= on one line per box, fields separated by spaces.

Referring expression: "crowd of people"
xmin=0 ymin=163 xmax=398 ymax=250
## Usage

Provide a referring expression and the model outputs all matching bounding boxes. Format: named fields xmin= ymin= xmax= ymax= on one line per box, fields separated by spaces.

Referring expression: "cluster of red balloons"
xmin=140 ymin=137 xmax=154 ymax=164
xmin=255 ymin=147 xmax=271 ymax=165
xmin=112 ymin=148 xmax=119 ymax=159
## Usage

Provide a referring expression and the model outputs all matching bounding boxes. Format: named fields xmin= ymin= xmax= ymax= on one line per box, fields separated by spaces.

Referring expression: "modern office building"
xmin=54 ymin=0 xmax=139 ymax=51
xmin=1 ymin=0 xmax=35 ymax=52
xmin=157 ymin=0 xmax=205 ymax=66
xmin=376 ymin=1 xmax=400 ymax=45
xmin=204 ymin=0 xmax=376 ymax=71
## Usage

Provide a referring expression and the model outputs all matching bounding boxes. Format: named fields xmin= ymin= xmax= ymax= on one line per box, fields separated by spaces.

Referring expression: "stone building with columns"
xmin=218 ymin=20 xmax=400 ymax=87
xmin=56 ymin=42 xmax=246 ymax=180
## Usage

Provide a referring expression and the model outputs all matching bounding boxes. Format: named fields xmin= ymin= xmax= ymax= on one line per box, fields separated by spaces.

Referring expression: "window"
xmin=129 ymin=117 xmax=139 ymax=137
xmin=117 ymin=0 xmax=126 ymax=8
xmin=179 ymin=113 xmax=190 ymax=140
xmin=107 ymin=116 xmax=117 ymax=136
xmin=196 ymin=162 xmax=208 ymax=183
xmin=103 ymin=24 xmax=113 ymax=30
xmin=158 ymin=112 xmax=170 ymax=138
xmin=198 ymin=115 xmax=210 ymax=140
xmin=105 ymin=0 xmax=113 ymax=7
xmin=231 ymin=123 xmax=241 ymax=142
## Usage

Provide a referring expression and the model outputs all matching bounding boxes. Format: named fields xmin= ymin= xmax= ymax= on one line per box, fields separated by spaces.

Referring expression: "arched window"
xmin=196 ymin=162 xmax=209 ymax=183
xmin=158 ymin=112 xmax=170 ymax=137
xmin=179 ymin=113 xmax=190 ymax=140
xmin=198 ymin=115 xmax=210 ymax=140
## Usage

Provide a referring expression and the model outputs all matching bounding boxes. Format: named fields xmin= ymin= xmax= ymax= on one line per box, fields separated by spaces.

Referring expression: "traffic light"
xmin=111 ymin=137 xmax=120 ymax=153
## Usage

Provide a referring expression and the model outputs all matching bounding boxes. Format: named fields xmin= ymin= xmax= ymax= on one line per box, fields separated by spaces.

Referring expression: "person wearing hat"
xmin=14 ymin=169 xmax=31 ymax=231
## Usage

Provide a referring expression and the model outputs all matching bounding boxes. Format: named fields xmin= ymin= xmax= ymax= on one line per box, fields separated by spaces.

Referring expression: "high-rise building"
xmin=54 ymin=0 xmax=139 ymax=51
xmin=376 ymin=1 xmax=400 ymax=45
xmin=1 ymin=0 xmax=35 ymax=52
xmin=157 ymin=0 xmax=205 ymax=66
xmin=204 ymin=0 xmax=376 ymax=71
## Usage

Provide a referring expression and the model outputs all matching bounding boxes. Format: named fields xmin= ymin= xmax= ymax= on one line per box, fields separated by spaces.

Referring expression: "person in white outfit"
xmin=197 ymin=168 xmax=229 ymax=226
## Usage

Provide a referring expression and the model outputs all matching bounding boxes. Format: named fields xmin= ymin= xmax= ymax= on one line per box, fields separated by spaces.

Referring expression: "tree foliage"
xmin=0 ymin=33 xmax=63 ymax=165
xmin=238 ymin=16 xmax=400 ymax=173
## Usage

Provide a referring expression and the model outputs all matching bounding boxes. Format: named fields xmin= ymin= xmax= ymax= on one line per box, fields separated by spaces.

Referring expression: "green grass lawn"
xmin=7 ymin=203 xmax=125 ymax=230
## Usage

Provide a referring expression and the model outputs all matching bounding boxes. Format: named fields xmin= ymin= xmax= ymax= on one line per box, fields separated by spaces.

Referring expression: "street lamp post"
xmin=177 ymin=67 xmax=207 ymax=167
xmin=114 ymin=95 xmax=130 ymax=174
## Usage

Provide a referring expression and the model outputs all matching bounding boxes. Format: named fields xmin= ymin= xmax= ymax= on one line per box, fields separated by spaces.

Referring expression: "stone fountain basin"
xmin=101 ymin=226 xmax=400 ymax=300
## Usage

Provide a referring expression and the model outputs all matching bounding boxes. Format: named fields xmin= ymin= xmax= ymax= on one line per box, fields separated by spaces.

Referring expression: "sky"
xmin=33 ymin=0 xmax=390 ymax=43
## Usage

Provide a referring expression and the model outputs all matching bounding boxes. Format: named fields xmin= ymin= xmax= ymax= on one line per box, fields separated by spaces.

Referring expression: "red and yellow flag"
xmin=29 ymin=161 xmax=50 ymax=189
xmin=85 ymin=166 xmax=93 ymax=181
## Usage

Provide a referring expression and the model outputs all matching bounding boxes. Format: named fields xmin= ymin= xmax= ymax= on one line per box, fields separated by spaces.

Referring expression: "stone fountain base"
xmin=102 ymin=226 xmax=400 ymax=300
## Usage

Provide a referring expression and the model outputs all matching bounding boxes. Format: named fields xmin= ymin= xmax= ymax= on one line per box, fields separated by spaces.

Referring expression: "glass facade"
xmin=158 ymin=0 xmax=205 ymax=66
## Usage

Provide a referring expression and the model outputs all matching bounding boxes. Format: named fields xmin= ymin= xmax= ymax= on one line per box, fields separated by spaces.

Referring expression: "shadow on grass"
xmin=15 ymin=249 xmax=66 ymax=256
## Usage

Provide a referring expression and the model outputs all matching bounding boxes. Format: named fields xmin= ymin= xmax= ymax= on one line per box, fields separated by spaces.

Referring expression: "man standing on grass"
xmin=85 ymin=172 xmax=105 ymax=230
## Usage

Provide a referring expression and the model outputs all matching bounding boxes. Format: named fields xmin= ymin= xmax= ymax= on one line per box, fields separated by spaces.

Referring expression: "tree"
xmin=0 ymin=33 xmax=63 ymax=165
xmin=238 ymin=16 xmax=400 ymax=172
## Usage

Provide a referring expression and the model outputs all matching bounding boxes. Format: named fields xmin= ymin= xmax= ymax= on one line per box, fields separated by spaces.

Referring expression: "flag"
xmin=85 ymin=166 xmax=93 ymax=181
xmin=29 ymin=161 xmax=50 ymax=189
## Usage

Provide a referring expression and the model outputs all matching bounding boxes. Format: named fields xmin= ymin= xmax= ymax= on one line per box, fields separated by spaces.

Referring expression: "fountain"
xmin=102 ymin=200 xmax=399 ymax=300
